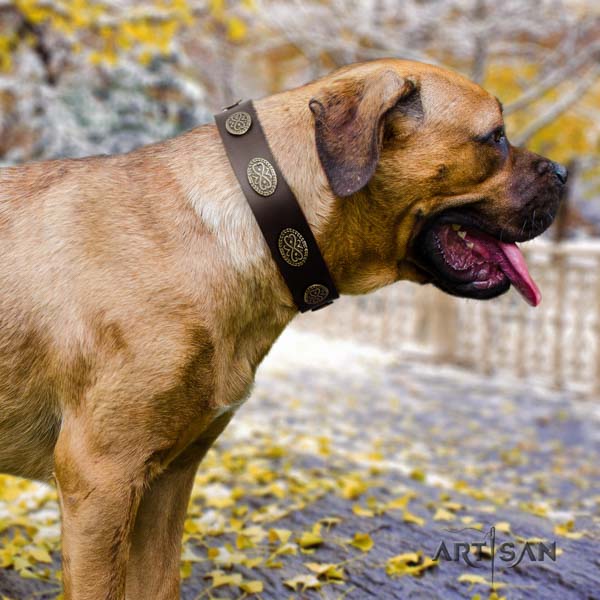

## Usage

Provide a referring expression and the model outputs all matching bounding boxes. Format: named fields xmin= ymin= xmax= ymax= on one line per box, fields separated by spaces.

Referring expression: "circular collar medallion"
xmin=304 ymin=284 xmax=330 ymax=305
xmin=247 ymin=157 xmax=278 ymax=196
xmin=278 ymin=228 xmax=308 ymax=267
xmin=225 ymin=111 xmax=252 ymax=135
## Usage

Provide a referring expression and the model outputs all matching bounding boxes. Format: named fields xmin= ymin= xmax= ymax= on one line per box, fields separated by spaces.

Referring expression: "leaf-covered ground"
xmin=0 ymin=328 xmax=598 ymax=600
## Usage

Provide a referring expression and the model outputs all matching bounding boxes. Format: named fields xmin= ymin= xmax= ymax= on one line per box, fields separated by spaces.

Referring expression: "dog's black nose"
xmin=551 ymin=161 xmax=568 ymax=184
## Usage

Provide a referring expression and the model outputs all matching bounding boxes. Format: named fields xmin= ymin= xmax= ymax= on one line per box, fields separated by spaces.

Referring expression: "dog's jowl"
xmin=0 ymin=58 xmax=565 ymax=599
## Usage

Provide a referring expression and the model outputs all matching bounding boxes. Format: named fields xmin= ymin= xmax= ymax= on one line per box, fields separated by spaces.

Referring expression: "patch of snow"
xmin=259 ymin=328 xmax=395 ymax=378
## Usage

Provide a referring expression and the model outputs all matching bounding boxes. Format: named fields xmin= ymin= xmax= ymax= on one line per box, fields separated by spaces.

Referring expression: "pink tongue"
xmin=497 ymin=241 xmax=541 ymax=307
xmin=462 ymin=228 xmax=541 ymax=307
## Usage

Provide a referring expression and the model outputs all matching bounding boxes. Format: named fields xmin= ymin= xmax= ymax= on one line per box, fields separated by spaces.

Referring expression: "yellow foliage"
xmin=403 ymin=510 xmax=425 ymax=527
xmin=297 ymin=525 xmax=323 ymax=549
xmin=9 ymin=0 xmax=200 ymax=69
xmin=338 ymin=474 xmax=368 ymax=499
xmin=484 ymin=62 xmax=539 ymax=103
xmin=350 ymin=531 xmax=374 ymax=552
xmin=386 ymin=551 xmax=438 ymax=578
xmin=283 ymin=574 xmax=321 ymax=591
xmin=210 ymin=0 xmax=226 ymax=16
xmin=352 ymin=504 xmax=375 ymax=517
xmin=529 ymin=112 xmax=593 ymax=162
xmin=494 ymin=521 xmax=511 ymax=534
xmin=268 ymin=527 xmax=292 ymax=544
xmin=433 ymin=507 xmax=456 ymax=522
xmin=0 ymin=34 xmax=15 ymax=71
xmin=485 ymin=62 xmax=599 ymax=162
xmin=240 ymin=580 xmax=263 ymax=594
xmin=305 ymin=561 xmax=345 ymax=581
xmin=227 ymin=16 xmax=247 ymax=42
xmin=554 ymin=519 xmax=586 ymax=540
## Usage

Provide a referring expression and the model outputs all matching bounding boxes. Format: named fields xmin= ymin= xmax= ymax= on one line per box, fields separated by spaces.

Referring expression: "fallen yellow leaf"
xmin=403 ymin=510 xmax=425 ymax=527
xmin=433 ymin=508 xmax=456 ymax=522
xmin=350 ymin=532 xmax=374 ymax=552
xmin=240 ymin=580 xmax=263 ymax=594
xmin=283 ymin=574 xmax=321 ymax=591
xmin=305 ymin=562 xmax=345 ymax=581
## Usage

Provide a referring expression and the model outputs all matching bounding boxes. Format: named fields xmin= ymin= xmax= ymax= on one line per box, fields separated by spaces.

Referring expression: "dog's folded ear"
xmin=309 ymin=70 xmax=419 ymax=197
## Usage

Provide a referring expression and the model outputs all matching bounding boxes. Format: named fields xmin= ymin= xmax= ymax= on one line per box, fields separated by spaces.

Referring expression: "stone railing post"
xmin=429 ymin=290 xmax=459 ymax=363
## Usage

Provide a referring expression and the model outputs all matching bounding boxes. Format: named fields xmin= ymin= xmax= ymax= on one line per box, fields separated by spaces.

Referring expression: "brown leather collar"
xmin=214 ymin=100 xmax=338 ymax=312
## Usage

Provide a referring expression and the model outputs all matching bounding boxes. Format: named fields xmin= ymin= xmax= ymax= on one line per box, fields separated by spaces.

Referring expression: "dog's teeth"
xmin=451 ymin=224 xmax=460 ymax=231
xmin=457 ymin=231 xmax=467 ymax=239
xmin=467 ymin=241 xmax=474 ymax=249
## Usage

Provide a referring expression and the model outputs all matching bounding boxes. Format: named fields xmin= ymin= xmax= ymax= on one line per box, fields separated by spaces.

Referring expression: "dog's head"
xmin=309 ymin=59 xmax=567 ymax=305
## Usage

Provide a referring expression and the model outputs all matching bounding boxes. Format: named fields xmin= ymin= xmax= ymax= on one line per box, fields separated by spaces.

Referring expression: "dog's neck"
xmin=256 ymin=92 xmax=404 ymax=296
xmin=155 ymin=93 xmax=336 ymax=392
xmin=145 ymin=90 xmax=402 ymax=403
xmin=176 ymin=93 xmax=337 ymax=299
xmin=255 ymin=92 xmax=338 ymax=242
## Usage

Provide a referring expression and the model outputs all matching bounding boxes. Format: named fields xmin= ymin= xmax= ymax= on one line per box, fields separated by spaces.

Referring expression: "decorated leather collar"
xmin=214 ymin=100 xmax=339 ymax=312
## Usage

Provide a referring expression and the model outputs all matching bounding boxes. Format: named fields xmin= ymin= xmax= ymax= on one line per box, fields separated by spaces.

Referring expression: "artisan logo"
xmin=433 ymin=526 xmax=557 ymax=586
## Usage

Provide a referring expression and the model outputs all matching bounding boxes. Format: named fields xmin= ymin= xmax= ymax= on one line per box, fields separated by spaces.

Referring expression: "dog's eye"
xmin=492 ymin=128 xmax=506 ymax=144
xmin=474 ymin=126 xmax=507 ymax=147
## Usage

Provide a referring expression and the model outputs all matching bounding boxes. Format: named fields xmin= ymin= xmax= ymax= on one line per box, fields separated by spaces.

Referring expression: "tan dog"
xmin=0 ymin=58 xmax=565 ymax=599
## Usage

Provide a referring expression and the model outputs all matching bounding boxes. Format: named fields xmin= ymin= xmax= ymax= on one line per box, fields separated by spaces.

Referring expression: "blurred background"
xmin=0 ymin=1 xmax=599 ymax=599
xmin=0 ymin=0 xmax=600 ymax=391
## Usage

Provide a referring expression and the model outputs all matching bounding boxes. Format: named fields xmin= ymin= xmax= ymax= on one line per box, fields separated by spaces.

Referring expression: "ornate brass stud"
xmin=225 ymin=111 xmax=252 ymax=135
xmin=304 ymin=284 xmax=329 ymax=305
xmin=278 ymin=228 xmax=308 ymax=267
xmin=247 ymin=157 xmax=277 ymax=196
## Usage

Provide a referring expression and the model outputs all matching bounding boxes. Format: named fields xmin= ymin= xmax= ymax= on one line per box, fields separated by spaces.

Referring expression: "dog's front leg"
xmin=54 ymin=416 xmax=151 ymax=600
xmin=125 ymin=411 xmax=234 ymax=600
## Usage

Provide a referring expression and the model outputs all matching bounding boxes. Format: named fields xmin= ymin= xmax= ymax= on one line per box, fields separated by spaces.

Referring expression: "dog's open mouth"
xmin=415 ymin=214 xmax=541 ymax=306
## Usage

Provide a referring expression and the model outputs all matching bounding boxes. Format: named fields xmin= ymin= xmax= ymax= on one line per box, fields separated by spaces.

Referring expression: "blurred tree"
xmin=0 ymin=0 xmax=598 ymax=204
xmin=1 ymin=1 xmax=192 ymax=78
xmin=250 ymin=0 xmax=600 ymax=198
xmin=0 ymin=0 xmax=253 ymax=162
